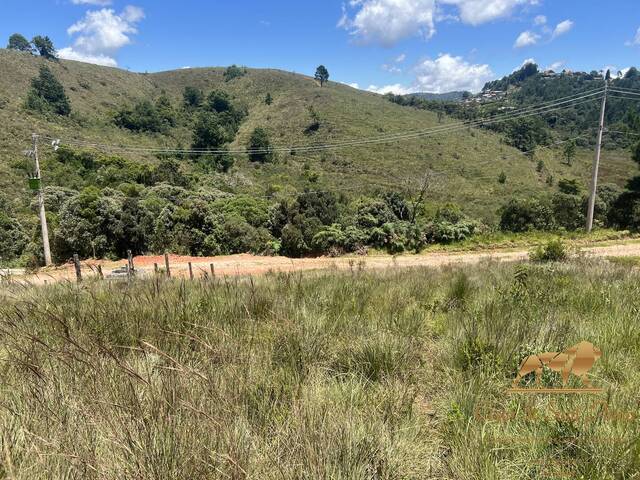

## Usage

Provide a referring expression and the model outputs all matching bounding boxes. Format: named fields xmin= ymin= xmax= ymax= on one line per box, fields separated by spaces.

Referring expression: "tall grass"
xmin=0 ymin=259 xmax=639 ymax=478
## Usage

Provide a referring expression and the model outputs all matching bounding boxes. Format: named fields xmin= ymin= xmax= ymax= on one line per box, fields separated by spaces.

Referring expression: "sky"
xmin=2 ymin=0 xmax=640 ymax=94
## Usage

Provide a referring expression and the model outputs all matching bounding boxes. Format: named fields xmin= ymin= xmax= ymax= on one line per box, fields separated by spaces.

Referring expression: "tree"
xmin=224 ymin=65 xmax=246 ymax=82
xmin=7 ymin=33 xmax=32 ymax=52
xmin=563 ymin=140 xmax=577 ymax=166
xmin=26 ymin=65 xmax=71 ymax=115
xmin=192 ymin=112 xmax=229 ymax=150
xmin=247 ymin=127 xmax=274 ymax=163
xmin=183 ymin=86 xmax=203 ymax=108
xmin=114 ymin=100 xmax=164 ymax=132
xmin=32 ymin=36 xmax=57 ymax=60
xmin=315 ymin=65 xmax=329 ymax=87
xmin=265 ymin=93 xmax=273 ymax=105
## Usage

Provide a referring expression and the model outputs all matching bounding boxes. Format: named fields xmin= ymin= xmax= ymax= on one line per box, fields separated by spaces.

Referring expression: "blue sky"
xmin=2 ymin=1 xmax=639 ymax=94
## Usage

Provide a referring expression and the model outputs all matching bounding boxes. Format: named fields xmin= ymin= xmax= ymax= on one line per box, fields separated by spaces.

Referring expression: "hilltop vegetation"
xmin=1 ymin=49 xmax=640 ymax=266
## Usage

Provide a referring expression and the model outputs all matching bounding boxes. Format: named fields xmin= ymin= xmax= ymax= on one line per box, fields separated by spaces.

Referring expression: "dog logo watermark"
xmin=507 ymin=341 xmax=603 ymax=394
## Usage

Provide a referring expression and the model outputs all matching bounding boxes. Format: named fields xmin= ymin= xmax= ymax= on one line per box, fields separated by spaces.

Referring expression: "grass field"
xmin=1 ymin=257 xmax=639 ymax=478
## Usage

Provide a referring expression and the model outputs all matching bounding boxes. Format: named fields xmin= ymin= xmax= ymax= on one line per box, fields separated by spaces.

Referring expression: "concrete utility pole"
xmin=32 ymin=134 xmax=52 ymax=266
xmin=586 ymin=81 xmax=609 ymax=233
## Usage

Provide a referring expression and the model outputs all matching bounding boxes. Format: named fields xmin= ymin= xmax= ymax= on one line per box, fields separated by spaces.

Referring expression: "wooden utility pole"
xmin=32 ymin=134 xmax=52 ymax=266
xmin=586 ymin=82 xmax=609 ymax=232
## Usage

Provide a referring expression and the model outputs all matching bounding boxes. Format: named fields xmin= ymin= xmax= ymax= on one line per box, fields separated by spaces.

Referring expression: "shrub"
xmin=114 ymin=99 xmax=170 ymax=133
xmin=26 ymin=65 xmax=70 ymax=115
xmin=529 ymin=239 xmax=568 ymax=262
xmin=183 ymin=86 xmax=203 ymax=108
xmin=224 ymin=65 xmax=247 ymax=82
xmin=499 ymin=197 xmax=555 ymax=232
xmin=247 ymin=128 xmax=274 ymax=163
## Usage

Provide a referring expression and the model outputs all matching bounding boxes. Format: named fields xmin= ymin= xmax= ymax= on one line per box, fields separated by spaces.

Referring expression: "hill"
xmin=0 ymin=49 xmax=638 ymax=265
xmin=409 ymin=91 xmax=468 ymax=102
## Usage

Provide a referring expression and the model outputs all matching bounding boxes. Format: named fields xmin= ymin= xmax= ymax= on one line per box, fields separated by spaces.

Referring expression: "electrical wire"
xmin=39 ymin=88 xmax=604 ymax=154
xmin=39 ymin=92 xmax=604 ymax=156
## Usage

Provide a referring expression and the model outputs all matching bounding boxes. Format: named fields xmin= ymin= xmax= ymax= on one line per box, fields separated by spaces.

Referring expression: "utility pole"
xmin=586 ymin=81 xmax=609 ymax=233
xmin=32 ymin=134 xmax=52 ymax=266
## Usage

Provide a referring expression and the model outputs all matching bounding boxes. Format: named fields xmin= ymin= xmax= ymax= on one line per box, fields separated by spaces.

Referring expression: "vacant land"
xmin=1 ymin=257 xmax=639 ymax=478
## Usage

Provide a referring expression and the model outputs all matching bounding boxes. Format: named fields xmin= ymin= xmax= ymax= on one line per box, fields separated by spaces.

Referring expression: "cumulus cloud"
xmin=339 ymin=0 xmax=437 ymax=46
xmin=369 ymin=53 xmax=493 ymax=94
xmin=552 ymin=19 xmax=573 ymax=38
xmin=59 ymin=6 xmax=144 ymax=66
xmin=438 ymin=0 xmax=539 ymax=26
xmin=71 ymin=0 xmax=112 ymax=5
xmin=340 ymin=0 xmax=540 ymax=46
xmin=514 ymin=30 xmax=539 ymax=48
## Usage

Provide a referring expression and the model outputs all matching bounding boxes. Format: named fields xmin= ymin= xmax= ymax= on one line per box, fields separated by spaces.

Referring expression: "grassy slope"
xmin=1 ymin=259 xmax=639 ymax=478
xmin=0 ymin=48 xmax=636 ymax=223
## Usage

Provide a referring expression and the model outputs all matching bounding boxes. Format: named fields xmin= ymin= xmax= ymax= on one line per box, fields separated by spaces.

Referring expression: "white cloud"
xmin=340 ymin=0 xmax=437 ymax=46
xmin=514 ymin=30 xmax=539 ymax=48
xmin=552 ymin=19 xmax=573 ymax=38
xmin=340 ymin=0 xmax=540 ymax=46
xmin=59 ymin=6 xmax=144 ymax=67
xmin=57 ymin=48 xmax=118 ymax=67
xmin=626 ymin=27 xmax=640 ymax=46
xmin=547 ymin=61 xmax=565 ymax=71
xmin=382 ymin=63 xmax=403 ymax=73
xmin=367 ymin=83 xmax=414 ymax=95
xmin=533 ymin=14 xmax=546 ymax=25
xmin=439 ymin=0 xmax=539 ymax=26
xmin=414 ymin=54 xmax=493 ymax=92
xmin=370 ymin=53 xmax=493 ymax=94
xmin=71 ymin=0 xmax=112 ymax=5
xmin=395 ymin=53 xmax=407 ymax=63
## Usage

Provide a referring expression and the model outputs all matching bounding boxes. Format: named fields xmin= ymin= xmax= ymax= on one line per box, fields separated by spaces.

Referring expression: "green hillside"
xmin=1 ymin=49 xmax=638 ymax=265
xmin=2 ymin=49 xmax=634 ymax=212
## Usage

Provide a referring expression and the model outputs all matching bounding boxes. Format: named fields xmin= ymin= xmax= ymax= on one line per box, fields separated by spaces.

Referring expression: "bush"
xmin=499 ymin=197 xmax=555 ymax=232
xmin=529 ymin=239 xmax=568 ymax=262
xmin=26 ymin=65 xmax=70 ymax=116
xmin=183 ymin=86 xmax=203 ymax=108
xmin=247 ymin=128 xmax=274 ymax=163
xmin=224 ymin=65 xmax=247 ymax=82
xmin=114 ymin=100 xmax=169 ymax=133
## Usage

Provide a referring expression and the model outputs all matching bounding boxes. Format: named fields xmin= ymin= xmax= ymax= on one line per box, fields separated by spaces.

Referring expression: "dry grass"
xmin=1 ymin=259 xmax=639 ymax=478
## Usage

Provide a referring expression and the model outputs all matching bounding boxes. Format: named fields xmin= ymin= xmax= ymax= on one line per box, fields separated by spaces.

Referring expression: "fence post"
xmin=73 ymin=254 xmax=82 ymax=283
xmin=128 ymin=250 xmax=134 ymax=272
xmin=154 ymin=263 xmax=159 ymax=275
xmin=188 ymin=262 xmax=194 ymax=280
xmin=97 ymin=265 xmax=104 ymax=280
xmin=164 ymin=253 xmax=171 ymax=278
xmin=210 ymin=263 xmax=215 ymax=278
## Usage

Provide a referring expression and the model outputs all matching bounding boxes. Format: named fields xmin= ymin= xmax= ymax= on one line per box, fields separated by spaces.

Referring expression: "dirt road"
xmin=5 ymin=240 xmax=640 ymax=285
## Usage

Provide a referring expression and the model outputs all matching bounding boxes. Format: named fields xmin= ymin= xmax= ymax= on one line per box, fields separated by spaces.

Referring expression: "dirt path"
xmin=5 ymin=240 xmax=640 ymax=285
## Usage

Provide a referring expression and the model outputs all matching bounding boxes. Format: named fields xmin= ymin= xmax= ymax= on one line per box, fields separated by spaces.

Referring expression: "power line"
xmin=39 ymin=90 xmax=604 ymax=156
xmin=40 ymin=88 xmax=604 ymax=155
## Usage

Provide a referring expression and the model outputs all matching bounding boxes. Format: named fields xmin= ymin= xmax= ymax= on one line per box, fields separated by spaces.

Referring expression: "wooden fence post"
xmin=188 ymin=262 xmax=194 ymax=280
xmin=210 ymin=263 xmax=215 ymax=278
xmin=127 ymin=250 xmax=134 ymax=275
xmin=154 ymin=263 xmax=159 ymax=275
xmin=164 ymin=253 xmax=171 ymax=278
xmin=96 ymin=265 xmax=103 ymax=279
xmin=73 ymin=254 xmax=82 ymax=283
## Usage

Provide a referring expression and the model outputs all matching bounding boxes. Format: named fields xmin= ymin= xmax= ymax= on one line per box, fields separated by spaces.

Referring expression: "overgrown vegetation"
xmin=1 ymin=260 xmax=639 ymax=478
